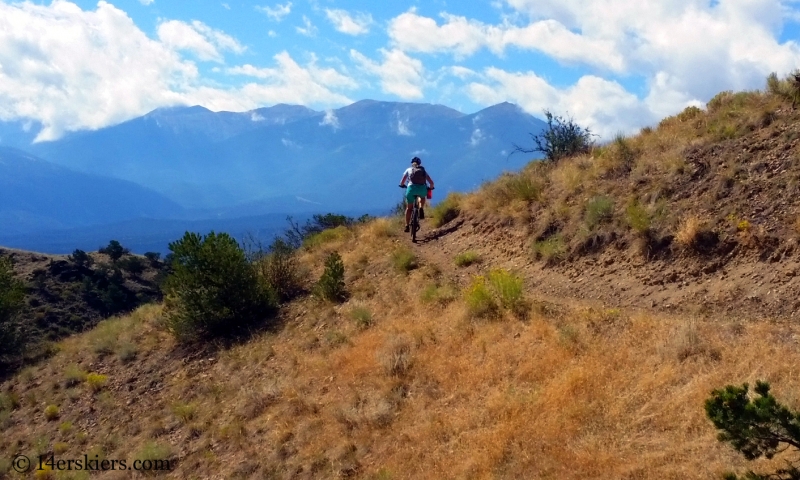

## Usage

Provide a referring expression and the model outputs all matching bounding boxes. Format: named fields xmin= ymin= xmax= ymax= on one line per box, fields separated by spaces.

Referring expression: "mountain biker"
xmin=399 ymin=156 xmax=434 ymax=232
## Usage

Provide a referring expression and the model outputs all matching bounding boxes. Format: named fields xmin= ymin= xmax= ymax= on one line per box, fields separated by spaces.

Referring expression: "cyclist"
xmin=399 ymin=156 xmax=435 ymax=232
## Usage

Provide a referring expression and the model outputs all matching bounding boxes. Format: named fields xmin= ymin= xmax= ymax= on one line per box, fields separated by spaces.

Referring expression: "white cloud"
xmin=395 ymin=112 xmax=413 ymax=136
xmin=320 ymin=109 xmax=340 ymax=129
xmin=157 ymin=20 xmax=245 ymax=62
xmin=0 ymin=2 xmax=353 ymax=141
xmin=325 ymin=9 xmax=373 ymax=35
xmin=227 ymin=51 xmax=356 ymax=105
xmin=139 ymin=0 xmax=154 ymax=5
xmin=222 ymin=3 xmax=230 ymax=10
xmin=296 ymin=15 xmax=317 ymax=37
xmin=467 ymin=68 xmax=653 ymax=139
xmin=256 ymin=2 xmax=291 ymax=21
xmin=251 ymin=112 xmax=265 ymax=121
xmin=350 ymin=49 xmax=425 ymax=99
xmin=470 ymin=128 xmax=484 ymax=146
xmin=388 ymin=10 xmax=624 ymax=70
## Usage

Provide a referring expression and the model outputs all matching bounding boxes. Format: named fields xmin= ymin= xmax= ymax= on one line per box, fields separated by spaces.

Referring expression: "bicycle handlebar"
xmin=399 ymin=184 xmax=434 ymax=189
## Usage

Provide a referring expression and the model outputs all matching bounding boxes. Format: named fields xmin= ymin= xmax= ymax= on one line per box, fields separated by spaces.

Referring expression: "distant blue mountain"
xmin=24 ymin=100 xmax=546 ymax=211
xmin=0 ymin=147 xmax=185 ymax=235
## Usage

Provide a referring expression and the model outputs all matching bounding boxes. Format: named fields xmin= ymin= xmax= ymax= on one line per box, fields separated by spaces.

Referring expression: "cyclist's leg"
xmin=404 ymin=187 xmax=414 ymax=230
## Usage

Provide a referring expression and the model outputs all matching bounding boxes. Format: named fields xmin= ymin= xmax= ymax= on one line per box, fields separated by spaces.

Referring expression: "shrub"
xmin=0 ymin=392 xmax=20 ymax=412
xmin=171 ymin=402 xmax=196 ymax=423
xmin=53 ymin=442 xmax=69 ymax=454
xmin=488 ymin=269 xmax=525 ymax=314
xmin=69 ymin=249 xmax=93 ymax=267
xmin=464 ymin=276 xmax=499 ymax=319
xmin=350 ymin=307 xmax=373 ymax=329
xmin=532 ymin=235 xmax=567 ymax=264
xmin=454 ymin=251 xmax=481 ymax=267
xmin=430 ymin=193 xmax=462 ymax=227
xmin=625 ymin=201 xmax=651 ymax=234
xmin=144 ymin=252 xmax=161 ymax=266
xmin=64 ymin=364 xmax=87 ymax=387
xmin=59 ymin=421 xmax=73 ymax=434
xmin=44 ymin=404 xmax=59 ymax=421
xmin=99 ymin=240 xmax=129 ymax=262
xmin=316 ymin=252 xmax=346 ymax=302
xmin=86 ymin=373 xmax=107 ymax=392
xmin=163 ymin=231 xmax=277 ymax=341
xmin=118 ymin=256 xmax=146 ymax=275
xmin=420 ymin=283 xmax=458 ymax=306
xmin=378 ymin=336 xmax=413 ymax=377
xmin=675 ymin=216 xmax=702 ymax=247
xmin=585 ymin=196 xmax=615 ymax=229
xmin=256 ymin=238 xmax=304 ymax=302
xmin=391 ymin=248 xmax=418 ymax=273
xmin=513 ymin=110 xmax=593 ymax=162
xmin=303 ymin=226 xmax=350 ymax=248
xmin=706 ymin=381 xmax=800 ymax=479
xmin=490 ymin=173 xmax=543 ymax=204
xmin=766 ymin=70 xmax=800 ymax=107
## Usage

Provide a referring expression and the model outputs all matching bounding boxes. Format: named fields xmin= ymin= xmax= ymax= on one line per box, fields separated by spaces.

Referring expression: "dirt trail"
xmin=408 ymin=212 xmax=800 ymax=321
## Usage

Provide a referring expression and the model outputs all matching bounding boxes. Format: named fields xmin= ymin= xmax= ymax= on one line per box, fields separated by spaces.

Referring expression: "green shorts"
xmin=405 ymin=184 xmax=428 ymax=203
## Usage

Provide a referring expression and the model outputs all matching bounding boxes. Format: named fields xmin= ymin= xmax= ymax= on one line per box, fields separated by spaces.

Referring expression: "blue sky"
xmin=1 ymin=0 xmax=799 ymax=141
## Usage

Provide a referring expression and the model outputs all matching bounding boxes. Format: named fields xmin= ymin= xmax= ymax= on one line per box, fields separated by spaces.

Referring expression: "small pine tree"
xmin=706 ymin=381 xmax=800 ymax=479
xmin=163 ymin=231 xmax=277 ymax=341
xmin=316 ymin=252 xmax=346 ymax=302
xmin=99 ymin=240 xmax=129 ymax=263
xmin=69 ymin=249 xmax=93 ymax=268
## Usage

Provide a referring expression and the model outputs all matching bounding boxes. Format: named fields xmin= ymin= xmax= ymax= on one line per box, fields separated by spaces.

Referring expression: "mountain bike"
xmin=400 ymin=185 xmax=432 ymax=243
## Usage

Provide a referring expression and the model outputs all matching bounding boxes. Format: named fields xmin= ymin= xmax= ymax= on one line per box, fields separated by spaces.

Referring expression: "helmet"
xmin=411 ymin=156 xmax=421 ymax=165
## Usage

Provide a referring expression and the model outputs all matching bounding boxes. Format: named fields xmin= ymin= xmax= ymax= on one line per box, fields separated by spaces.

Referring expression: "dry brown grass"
xmin=675 ymin=215 xmax=704 ymax=248
xmin=3 ymin=223 xmax=800 ymax=480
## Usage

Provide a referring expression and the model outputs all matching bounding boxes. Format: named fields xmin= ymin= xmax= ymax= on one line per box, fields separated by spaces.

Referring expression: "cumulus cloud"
xmin=0 ymin=1 xmax=353 ymax=141
xmin=467 ymin=68 xmax=652 ymax=139
xmin=256 ymin=2 xmax=291 ymax=21
xmin=350 ymin=49 xmax=425 ymax=99
xmin=389 ymin=10 xmax=624 ymax=70
xmin=157 ymin=20 xmax=245 ymax=62
xmin=325 ymin=9 xmax=373 ymax=35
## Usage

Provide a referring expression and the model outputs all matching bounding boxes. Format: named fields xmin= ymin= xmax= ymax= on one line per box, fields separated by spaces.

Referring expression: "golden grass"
xmin=3 ymin=257 xmax=799 ymax=479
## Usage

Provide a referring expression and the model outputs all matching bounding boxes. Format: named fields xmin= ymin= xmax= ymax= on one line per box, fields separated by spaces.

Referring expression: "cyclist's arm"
xmin=399 ymin=172 xmax=408 ymax=186
xmin=426 ymin=174 xmax=434 ymax=189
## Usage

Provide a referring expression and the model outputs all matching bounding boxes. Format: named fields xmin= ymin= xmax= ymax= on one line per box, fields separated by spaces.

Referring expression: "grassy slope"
xmin=3 ymin=86 xmax=800 ymax=479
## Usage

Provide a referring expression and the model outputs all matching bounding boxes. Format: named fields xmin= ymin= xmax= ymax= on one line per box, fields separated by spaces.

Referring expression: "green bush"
xmin=766 ymin=70 xmax=800 ymax=106
xmin=585 ymin=196 xmax=615 ymax=229
xmin=350 ymin=307 xmax=373 ymax=329
xmin=69 ymin=249 xmax=93 ymax=267
xmin=706 ymin=381 xmax=800 ymax=479
xmin=464 ymin=276 xmax=499 ymax=319
xmin=513 ymin=110 xmax=593 ymax=162
xmin=488 ymin=269 xmax=524 ymax=311
xmin=163 ymin=231 xmax=277 ymax=341
xmin=303 ymin=226 xmax=351 ymax=248
xmin=316 ymin=252 xmax=346 ymax=302
xmin=420 ymin=283 xmax=458 ymax=306
xmin=454 ymin=251 xmax=481 ymax=267
xmin=532 ymin=235 xmax=567 ymax=263
xmin=625 ymin=201 xmax=651 ymax=234
xmin=430 ymin=193 xmax=462 ymax=227
xmin=44 ymin=404 xmax=59 ymax=421
xmin=99 ymin=240 xmax=129 ymax=262
xmin=391 ymin=248 xmax=418 ymax=273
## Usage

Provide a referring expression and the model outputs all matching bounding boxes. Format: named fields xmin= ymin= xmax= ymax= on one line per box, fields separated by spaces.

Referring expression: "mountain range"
xmin=0 ymin=100 xmax=545 ymax=252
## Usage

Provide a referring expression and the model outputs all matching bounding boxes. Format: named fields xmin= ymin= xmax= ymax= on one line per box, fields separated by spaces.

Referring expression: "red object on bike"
xmin=426 ymin=188 xmax=433 ymax=199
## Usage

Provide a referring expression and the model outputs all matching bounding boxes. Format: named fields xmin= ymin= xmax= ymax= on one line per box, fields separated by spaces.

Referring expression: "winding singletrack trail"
xmin=407 ymin=211 xmax=800 ymax=321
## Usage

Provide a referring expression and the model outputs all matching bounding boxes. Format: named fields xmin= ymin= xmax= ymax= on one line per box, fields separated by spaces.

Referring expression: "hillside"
xmin=2 ymin=85 xmax=800 ymax=479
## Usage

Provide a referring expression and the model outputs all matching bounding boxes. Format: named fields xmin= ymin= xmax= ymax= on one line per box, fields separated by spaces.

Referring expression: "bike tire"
xmin=411 ymin=198 xmax=420 ymax=243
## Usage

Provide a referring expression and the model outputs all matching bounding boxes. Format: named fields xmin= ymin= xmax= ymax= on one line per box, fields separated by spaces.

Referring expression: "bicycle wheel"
xmin=411 ymin=199 xmax=419 ymax=242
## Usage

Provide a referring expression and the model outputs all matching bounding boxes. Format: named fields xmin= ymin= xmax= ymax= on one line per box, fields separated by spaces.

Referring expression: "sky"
xmin=1 ymin=0 xmax=800 ymax=141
